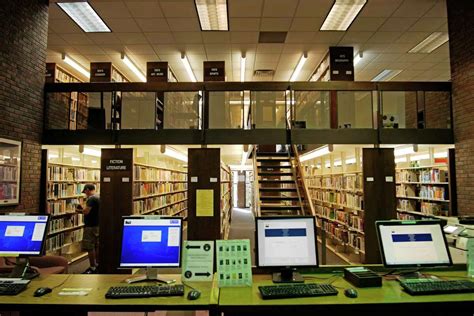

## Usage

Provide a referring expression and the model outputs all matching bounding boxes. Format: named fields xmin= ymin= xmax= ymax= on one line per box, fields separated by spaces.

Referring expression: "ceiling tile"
xmin=286 ymin=32 xmax=316 ymax=43
xmin=273 ymin=70 xmax=293 ymax=81
xmin=290 ymin=18 xmax=324 ymax=31
xmin=231 ymin=44 xmax=257 ymax=55
xmin=424 ymin=0 xmax=447 ymax=17
xmin=136 ymin=18 xmax=170 ymax=32
xmin=430 ymin=62 xmax=450 ymax=70
xmin=124 ymin=44 xmax=156 ymax=55
xmin=202 ymin=32 xmax=231 ymax=43
xmin=187 ymin=54 xmax=207 ymax=69
xmin=206 ymin=54 xmax=232 ymax=64
xmin=261 ymin=18 xmax=292 ymax=31
xmin=167 ymin=18 xmax=201 ymax=32
xmin=255 ymin=53 xmax=280 ymax=63
xmin=60 ymin=33 xmax=95 ymax=45
xmin=254 ymin=61 xmax=278 ymax=69
xmin=392 ymin=0 xmax=436 ymax=17
xmin=362 ymin=43 xmax=393 ymax=53
xmin=281 ymin=43 xmax=307 ymax=54
xmin=174 ymin=32 xmax=203 ymax=43
xmin=396 ymin=53 xmax=427 ymax=62
xmin=366 ymin=32 xmax=402 ymax=43
xmin=126 ymin=1 xmax=164 ymax=18
xmin=348 ymin=17 xmax=386 ymax=31
xmin=229 ymin=18 xmax=261 ymax=31
xmin=359 ymin=0 xmax=403 ymax=17
xmin=436 ymin=23 xmax=448 ymax=32
xmin=159 ymin=0 xmax=197 ymax=17
xmin=228 ymin=0 xmax=264 ymax=17
xmin=75 ymin=45 xmax=106 ymax=55
xmin=47 ymin=34 xmax=67 ymax=46
xmin=257 ymin=44 xmax=283 ymax=54
xmin=408 ymin=17 xmax=447 ymax=32
xmin=230 ymin=32 xmax=259 ymax=43
xmin=205 ymin=44 xmax=232 ymax=54
xmin=263 ymin=0 xmax=298 ymax=17
xmin=100 ymin=45 xmax=126 ymax=55
xmin=378 ymin=17 xmax=418 ymax=32
xmin=277 ymin=53 xmax=304 ymax=71
xmin=340 ymin=31 xmax=374 ymax=43
xmin=88 ymin=33 xmax=121 ymax=45
xmin=48 ymin=19 xmax=82 ymax=33
xmin=105 ymin=18 xmax=142 ymax=33
xmin=84 ymin=55 xmax=111 ymax=63
xmin=372 ymin=53 xmax=403 ymax=62
xmin=153 ymin=45 xmax=180 ymax=55
xmin=294 ymin=0 xmax=333 ymax=17
xmin=408 ymin=62 xmax=437 ymax=70
xmin=90 ymin=1 xmax=132 ymax=18
xmin=176 ymin=44 xmax=206 ymax=55
xmin=395 ymin=31 xmax=430 ymax=44
xmin=144 ymin=32 xmax=175 ymax=44
xmin=49 ymin=3 xmax=67 ymax=19
xmin=313 ymin=31 xmax=344 ymax=44
xmin=385 ymin=43 xmax=416 ymax=53
xmin=116 ymin=33 xmax=149 ymax=45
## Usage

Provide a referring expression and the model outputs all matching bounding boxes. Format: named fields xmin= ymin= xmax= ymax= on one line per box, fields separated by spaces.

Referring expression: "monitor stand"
xmin=273 ymin=268 xmax=304 ymax=283
xmin=125 ymin=268 xmax=176 ymax=284
xmin=8 ymin=258 xmax=39 ymax=280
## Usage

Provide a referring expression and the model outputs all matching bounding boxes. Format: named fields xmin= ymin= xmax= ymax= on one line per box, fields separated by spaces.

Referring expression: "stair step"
xmin=258 ymin=166 xmax=292 ymax=170
xmin=259 ymin=179 xmax=295 ymax=184
xmin=256 ymin=152 xmax=290 ymax=157
xmin=260 ymin=196 xmax=300 ymax=201
xmin=261 ymin=205 xmax=301 ymax=210
xmin=259 ymin=187 xmax=297 ymax=192
xmin=257 ymin=157 xmax=290 ymax=161
xmin=258 ymin=172 xmax=294 ymax=176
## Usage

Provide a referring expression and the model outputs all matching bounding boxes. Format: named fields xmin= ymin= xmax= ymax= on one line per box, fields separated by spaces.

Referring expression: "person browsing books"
xmin=76 ymin=183 xmax=100 ymax=274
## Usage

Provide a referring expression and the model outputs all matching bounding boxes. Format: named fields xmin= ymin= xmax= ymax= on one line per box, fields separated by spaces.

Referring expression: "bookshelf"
xmin=395 ymin=148 xmax=456 ymax=221
xmin=0 ymin=138 xmax=21 ymax=206
xmin=132 ymin=162 xmax=188 ymax=219
xmin=221 ymin=164 xmax=232 ymax=239
xmin=40 ymin=149 xmax=100 ymax=262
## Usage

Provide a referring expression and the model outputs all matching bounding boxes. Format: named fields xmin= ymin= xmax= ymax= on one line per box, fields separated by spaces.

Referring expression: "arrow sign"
xmin=195 ymin=272 xmax=211 ymax=277
xmin=186 ymin=245 xmax=201 ymax=250
xmin=182 ymin=241 xmax=214 ymax=282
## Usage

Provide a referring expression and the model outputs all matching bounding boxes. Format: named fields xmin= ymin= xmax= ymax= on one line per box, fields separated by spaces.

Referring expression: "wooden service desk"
xmin=0 ymin=274 xmax=218 ymax=315
xmin=218 ymin=271 xmax=474 ymax=316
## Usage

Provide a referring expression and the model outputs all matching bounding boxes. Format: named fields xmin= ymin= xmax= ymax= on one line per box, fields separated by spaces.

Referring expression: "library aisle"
xmin=228 ymin=208 xmax=255 ymax=265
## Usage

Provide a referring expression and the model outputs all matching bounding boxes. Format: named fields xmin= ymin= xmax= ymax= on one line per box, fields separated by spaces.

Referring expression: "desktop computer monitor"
xmin=0 ymin=214 xmax=49 ymax=279
xmin=119 ymin=216 xmax=183 ymax=283
xmin=375 ymin=220 xmax=453 ymax=268
xmin=256 ymin=216 xmax=318 ymax=283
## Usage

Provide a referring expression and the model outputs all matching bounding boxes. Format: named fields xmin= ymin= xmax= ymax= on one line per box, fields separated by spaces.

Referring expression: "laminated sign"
xmin=182 ymin=240 xmax=214 ymax=282
xmin=216 ymin=239 xmax=252 ymax=287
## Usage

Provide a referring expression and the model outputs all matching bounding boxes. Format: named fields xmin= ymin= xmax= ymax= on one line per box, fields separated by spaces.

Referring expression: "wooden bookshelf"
xmin=221 ymin=164 xmax=232 ymax=240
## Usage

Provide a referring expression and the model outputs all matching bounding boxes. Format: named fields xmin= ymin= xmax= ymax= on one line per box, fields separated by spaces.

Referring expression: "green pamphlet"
xmin=216 ymin=239 xmax=252 ymax=287
xmin=468 ymin=238 xmax=474 ymax=278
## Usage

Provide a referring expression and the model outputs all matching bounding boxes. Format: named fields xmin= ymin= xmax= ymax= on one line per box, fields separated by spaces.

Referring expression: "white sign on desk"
xmin=182 ymin=240 xmax=214 ymax=282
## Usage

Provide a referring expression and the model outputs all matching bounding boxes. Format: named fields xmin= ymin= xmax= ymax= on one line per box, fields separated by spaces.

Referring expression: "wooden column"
xmin=187 ymin=148 xmax=221 ymax=240
xmin=99 ymin=148 xmax=133 ymax=273
xmin=237 ymin=171 xmax=246 ymax=208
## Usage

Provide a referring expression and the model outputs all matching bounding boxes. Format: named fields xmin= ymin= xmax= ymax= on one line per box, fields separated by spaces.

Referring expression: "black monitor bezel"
xmin=119 ymin=215 xmax=183 ymax=269
xmin=255 ymin=215 xmax=319 ymax=269
xmin=375 ymin=219 xmax=453 ymax=268
xmin=0 ymin=214 xmax=50 ymax=257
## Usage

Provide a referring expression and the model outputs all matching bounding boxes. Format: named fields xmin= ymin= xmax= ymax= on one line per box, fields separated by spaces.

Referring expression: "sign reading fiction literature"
xmin=90 ymin=62 xmax=112 ymax=82
xmin=203 ymin=61 xmax=225 ymax=81
xmin=104 ymin=158 xmax=131 ymax=171
xmin=147 ymin=62 xmax=168 ymax=82
xmin=329 ymin=47 xmax=354 ymax=81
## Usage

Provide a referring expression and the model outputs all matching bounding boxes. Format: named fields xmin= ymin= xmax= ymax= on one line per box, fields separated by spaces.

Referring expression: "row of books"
xmin=132 ymin=193 xmax=187 ymax=214
xmin=396 ymin=168 xmax=448 ymax=183
xmin=397 ymin=213 xmax=416 ymax=220
xmin=320 ymin=220 xmax=365 ymax=252
xmin=420 ymin=185 xmax=447 ymax=200
xmin=133 ymin=182 xmax=187 ymax=198
xmin=133 ymin=201 xmax=187 ymax=217
xmin=310 ymin=189 xmax=364 ymax=209
xmin=46 ymin=198 xmax=83 ymax=216
xmin=221 ymin=167 xmax=231 ymax=182
xmin=48 ymin=214 xmax=84 ymax=234
xmin=45 ymin=229 xmax=84 ymax=252
xmin=0 ymin=184 xmax=17 ymax=199
xmin=133 ymin=165 xmax=187 ymax=182
xmin=47 ymin=166 xmax=100 ymax=182
xmin=0 ymin=158 xmax=19 ymax=165
xmin=47 ymin=183 xmax=100 ymax=199
xmin=348 ymin=233 xmax=365 ymax=252
xmin=307 ymin=174 xmax=363 ymax=191
xmin=420 ymin=202 xmax=449 ymax=216
xmin=0 ymin=165 xmax=17 ymax=181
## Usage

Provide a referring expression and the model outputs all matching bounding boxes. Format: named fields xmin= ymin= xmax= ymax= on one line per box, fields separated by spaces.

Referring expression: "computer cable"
xmin=51 ymin=274 xmax=73 ymax=290
xmin=181 ymin=281 xmax=197 ymax=291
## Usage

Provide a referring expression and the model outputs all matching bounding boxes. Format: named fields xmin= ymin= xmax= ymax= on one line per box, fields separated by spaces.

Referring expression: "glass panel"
xmin=86 ymin=92 xmax=108 ymax=130
xmin=45 ymin=92 xmax=71 ymax=130
xmin=382 ymin=91 xmax=417 ymax=128
xmin=337 ymin=91 xmax=373 ymax=128
xmin=425 ymin=91 xmax=451 ymax=128
xmin=294 ymin=91 xmax=330 ymax=129
xmin=121 ymin=92 xmax=157 ymax=129
xmin=164 ymin=92 xmax=200 ymax=129
xmin=208 ymin=91 xmax=244 ymax=128
xmin=0 ymin=138 xmax=21 ymax=205
xmin=251 ymin=91 xmax=286 ymax=128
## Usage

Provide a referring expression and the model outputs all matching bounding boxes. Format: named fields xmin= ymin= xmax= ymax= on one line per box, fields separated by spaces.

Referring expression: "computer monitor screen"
xmin=256 ymin=216 xmax=318 ymax=267
xmin=0 ymin=215 xmax=49 ymax=256
xmin=119 ymin=217 xmax=182 ymax=268
xmin=376 ymin=220 xmax=452 ymax=267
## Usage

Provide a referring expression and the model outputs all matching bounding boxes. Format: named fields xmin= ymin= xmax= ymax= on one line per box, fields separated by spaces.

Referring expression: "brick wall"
xmin=447 ymin=0 xmax=474 ymax=215
xmin=0 ymin=0 xmax=48 ymax=212
xmin=425 ymin=91 xmax=451 ymax=129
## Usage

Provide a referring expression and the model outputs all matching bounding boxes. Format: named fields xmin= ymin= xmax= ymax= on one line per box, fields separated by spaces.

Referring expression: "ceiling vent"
xmin=253 ymin=69 xmax=275 ymax=78
xmin=258 ymin=32 xmax=287 ymax=43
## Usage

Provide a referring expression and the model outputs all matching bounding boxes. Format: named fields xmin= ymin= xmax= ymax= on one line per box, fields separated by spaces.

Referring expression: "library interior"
xmin=0 ymin=0 xmax=473 ymax=315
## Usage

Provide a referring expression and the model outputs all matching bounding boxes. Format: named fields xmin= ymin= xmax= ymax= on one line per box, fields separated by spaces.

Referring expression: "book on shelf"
xmin=47 ymin=198 xmax=83 ymax=216
xmin=0 ymin=183 xmax=17 ymax=200
xmin=133 ymin=192 xmax=187 ymax=214
xmin=45 ymin=228 xmax=84 ymax=253
xmin=133 ymin=182 xmax=187 ymax=197
xmin=49 ymin=214 xmax=84 ymax=234
xmin=0 ymin=165 xmax=17 ymax=181
xmin=48 ymin=165 xmax=100 ymax=182
xmin=133 ymin=165 xmax=187 ymax=182
xmin=47 ymin=183 xmax=101 ymax=199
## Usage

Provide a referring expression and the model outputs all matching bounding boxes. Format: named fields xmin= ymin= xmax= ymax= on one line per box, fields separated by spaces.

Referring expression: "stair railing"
xmin=252 ymin=145 xmax=261 ymax=217
xmin=291 ymin=146 xmax=317 ymax=217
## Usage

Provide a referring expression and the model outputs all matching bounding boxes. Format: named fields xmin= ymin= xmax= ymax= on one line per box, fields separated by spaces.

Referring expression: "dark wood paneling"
xmin=379 ymin=129 xmax=454 ymax=144
xmin=99 ymin=148 xmax=133 ymax=273
xmin=187 ymin=148 xmax=221 ymax=240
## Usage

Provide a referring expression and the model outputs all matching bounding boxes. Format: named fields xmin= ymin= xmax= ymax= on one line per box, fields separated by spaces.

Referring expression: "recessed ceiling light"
xmin=290 ymin=53 xmax=308 ymax=82
xmin=57 ymin=1 xmax=110 ymax=33
xmin=371 ymin=69 xmax=402 ymax=82
xmin=321 ymin=0 xmax=367 ymax=31
xmin=121 ymin=53 xmax=146 ymax=82
xmin=195 ymin=0 xmax=229 ymax=31
xmin=408 ymin=32 xmax=449 ymax=53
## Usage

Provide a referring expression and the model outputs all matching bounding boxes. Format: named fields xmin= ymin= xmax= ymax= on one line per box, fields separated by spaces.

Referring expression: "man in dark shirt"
xmin=76 ymin=184 xmax=100 ymax=273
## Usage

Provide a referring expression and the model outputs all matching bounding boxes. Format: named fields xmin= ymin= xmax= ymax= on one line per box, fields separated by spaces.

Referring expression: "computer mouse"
xmin=187 ymin=289 xmax=201 ymax=300
xmin=344 ymin=288 xmax=358 ymax=298
xmin=34 ymin=287 xmax=52 ymax=297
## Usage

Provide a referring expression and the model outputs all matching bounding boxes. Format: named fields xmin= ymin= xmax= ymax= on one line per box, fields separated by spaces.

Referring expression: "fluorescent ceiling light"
xmin=394 ymin=146 xmax=415 ymax=157
xmin=371 ymin=69 xmax=402 ymax=82
xmin=57 ymin=2 xmax=110 ymax=33
xmin=181 ymin=54 xmax=197 ymax=82
xmin=164 ymin=146 xmax=188 ymax=163
xmin=83 ymin=147 xmax=101 ymax=157
xmin=121 ymin=53 xmax=146 ymax=82
xmin=345 ymin=157 xmax=356 ymax=165
xmin=229 ymin=164 xmax=253 ymax=171
xmin=300 ymin=145 xmax=332 ymax=162
xmin=320 ymin=0 xmax=367 ymax=31
xmin=290 ymin=53 xmax=308 ymax=82
xmin=353 ymin=52 xmax=362 ymax=66
xmin=411 ymin=153 xmax=430 ymax=161
xmin=334 ymin=160 xmax=342 ymax=167
xmin=409 ymin=32 xmax=449 ymax=54
xmin=62 ymin=54 xmax=90 ymax=79
xmin=48 ymin=153 xmax=59 ymax=159
xmin=240 ymin=55 xmax=246 ymax=82
xmin=72 ymin=157 xmax=80 ymax=162
xmin=195 ymin=0 xmax=228 ymax=31
xmin=91 ymin=160 xmax=97 ymax=164
xmin=395 ymin=157 xmax=407 ymax=163
xmin=434 ymin=152 xmax=448 ymax=159
xmin=325 ymin=162 xmax=331 ymax=168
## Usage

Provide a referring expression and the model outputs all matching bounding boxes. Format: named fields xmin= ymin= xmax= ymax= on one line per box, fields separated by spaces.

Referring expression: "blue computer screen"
xmin=120 ymin=218 xmax=182 ymax=267
xmin=0 ymin=215 xmax=49 ymax=255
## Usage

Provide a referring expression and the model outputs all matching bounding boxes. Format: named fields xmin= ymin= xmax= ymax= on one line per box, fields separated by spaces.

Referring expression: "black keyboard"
xmin=258 ymin=283 xmax=338 ymax=299
xmin=0 ymin=281 xmax=29 ymax=296
xmin=400 ymin=279 xmax=474 ymax=296
xmin=105 ymin=284 xmax=185 ymax=299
